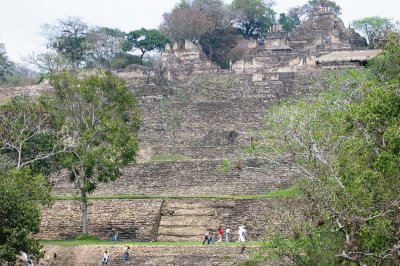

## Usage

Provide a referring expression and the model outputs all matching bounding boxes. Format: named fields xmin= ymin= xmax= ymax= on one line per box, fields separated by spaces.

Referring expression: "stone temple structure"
xmin=1 ymin=8 xmax=383 ymax=265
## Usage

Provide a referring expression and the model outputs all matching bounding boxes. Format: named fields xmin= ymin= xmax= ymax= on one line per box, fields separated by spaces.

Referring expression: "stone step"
xmin=159 ymin=216 xmax=216 ymax=227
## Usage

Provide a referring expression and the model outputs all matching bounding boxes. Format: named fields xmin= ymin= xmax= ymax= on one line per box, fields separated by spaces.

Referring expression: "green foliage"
xmin=0 ymin=168 xmax=51 ymax=264
xmin=124 ymin=28 xmax=169 ymax=64
xmin=278 ymin=13 xmax=299 ymax=33
xmin=110 ymin=53 xmax=142 ymax=69
xmin=256 ymin=36 xmax=400 ymax=265
xmin=74 ymin=234 xmax=100 ymax=241
xmin=352 ymin=16 xmax=394 ymax=46
xmin=0 ymin=43 xmax=14 ymax=83
xmin=369 ymin=33 xmax=400 ymax=81
xmin=44 ymin=17 xmax=89 ymax=69
xmin=85 ymin=27 xmax=126 ymax=69
xmin=49 ymin=71 xmax=141 ymax=233
xmin=0 ymin=96 xmax=64 ymax=174
xmin=230 ymin=0 xmax=276 ymax=39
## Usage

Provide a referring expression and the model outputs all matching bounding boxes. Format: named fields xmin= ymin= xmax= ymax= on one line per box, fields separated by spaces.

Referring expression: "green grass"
xmin=150 ymin=154 xmax=191 ymax=162
xmin=40 ymin=240 xmax=263 ymax=247
xmin=74 ymin=234 xmax=101 ymax=241
xmin=53 ymin=186 xmax=302 ymax=201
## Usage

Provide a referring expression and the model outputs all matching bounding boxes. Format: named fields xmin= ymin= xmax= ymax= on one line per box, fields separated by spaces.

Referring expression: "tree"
xmin=230 ymin=0 xmax=276 ymax=39
xmin=49 ymin=71 xmax=141 ymax=234
xmin=287 ymin=0 xmax=341 ymax=24
xmin=278 ymin=13 xmax=300 ymax=33
xmin=160 ymin=0 xmax=231 ymax=42
xmin=252 ymin=36 xmax=400 ymax=265
xmin=0 ymin=43 xmax=14 ymax=83
xmin=353 ymin=16 xmax=394 ymax=46
xmin=308 ymin=0 xmax=341 ymax=15
xmin=0 ymin=168 xmax=52 ymax=265
xmin=85 ymin=27 xmax=126 ymax=68
xmin=26 ymin=52 xmax=70 ymax=74
xmin=124 ymin=28 xmax=169 ymax=64
xmin=0 ymin=96 xmax=65 ymax=175
xmin=42 ymin=17 xmax=89 ymax=69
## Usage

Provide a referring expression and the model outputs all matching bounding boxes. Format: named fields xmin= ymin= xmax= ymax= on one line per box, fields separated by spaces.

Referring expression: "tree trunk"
xmin=140 ymin=52 xmax=145 ymax=65
xmin=80 ymin=189 xmax=89 ymax=234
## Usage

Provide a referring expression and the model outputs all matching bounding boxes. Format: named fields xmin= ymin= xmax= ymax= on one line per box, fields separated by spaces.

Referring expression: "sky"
xmin=0 ymin=0 xmax=399 ymax=64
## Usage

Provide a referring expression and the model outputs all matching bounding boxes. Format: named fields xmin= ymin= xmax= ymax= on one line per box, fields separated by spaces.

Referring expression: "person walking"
xmin=101 ymin=250 xmax=109 ymax=265
xmin=122 ymin=246 xmax=130 ymax=263
xmin=225 ymin=226 xmax=231 ymax=242
xmin=112 ymin=228 xmax=118 ymax=244
xmin=202 ymin=228 xmax=210 ymax=245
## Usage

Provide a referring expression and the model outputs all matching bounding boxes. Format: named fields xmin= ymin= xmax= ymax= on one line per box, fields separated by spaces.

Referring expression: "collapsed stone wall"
xmin=161 ymin=40 xmax=221 ymax=80
xmin=288 ymin=10 xmax=367 ymax=51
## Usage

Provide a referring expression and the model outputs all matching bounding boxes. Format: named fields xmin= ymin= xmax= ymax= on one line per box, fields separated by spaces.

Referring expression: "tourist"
xmin=112 ymin=228 xmax=118 ymax=244
xmin=209 ymin=228 xmax=216 ymax=244
xmin=102 ymin=250 xmax=109 ymax=265
xmin=202 ymin=228 xmax=210 ymax=245
xmin=238 ymin=225 xmax=247 ymax=242
xmin=218 ymin=227 xmax=223 ymax=242
xmin=225 ymin=226 xmax=231 ymax=242
xmin=122 ymin=246 xmax=130 ymax=263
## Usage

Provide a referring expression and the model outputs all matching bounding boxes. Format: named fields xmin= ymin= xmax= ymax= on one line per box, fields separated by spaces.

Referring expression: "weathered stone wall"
xmin=37 ymin=199 xmax=163 ymax=241
xmin=161 ymin=40 xmax=220 ymax=80
xmin=158 ymin=198 xmax=302 ymax=242
xmin=39 ymin=198 xmax=302 ymax=242
xmin=51 ymin=159 xmax=297 ymax=197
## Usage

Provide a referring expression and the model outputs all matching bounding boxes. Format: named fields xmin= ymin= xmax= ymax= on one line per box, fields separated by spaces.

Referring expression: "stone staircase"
xmin=157 ymin=199 xmax=219 ymax=242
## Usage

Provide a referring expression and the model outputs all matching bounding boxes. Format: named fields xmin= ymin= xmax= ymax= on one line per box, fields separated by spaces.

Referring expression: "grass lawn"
xmin=53 ymin=186 xmax=302 ymax=201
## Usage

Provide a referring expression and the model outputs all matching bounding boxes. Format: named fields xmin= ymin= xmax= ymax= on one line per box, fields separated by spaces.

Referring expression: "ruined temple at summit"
xmin=3 ymin=8 xmax=383 ymax=265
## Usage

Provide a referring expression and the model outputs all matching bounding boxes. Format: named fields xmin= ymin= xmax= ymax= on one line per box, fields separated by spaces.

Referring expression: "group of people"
xmin=202 ymin=225 xmax=247 ymax=244
xmin=102 ymin=246 xmax=130 ymax=264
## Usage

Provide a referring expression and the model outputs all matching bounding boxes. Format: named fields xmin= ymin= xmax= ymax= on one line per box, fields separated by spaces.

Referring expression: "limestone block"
xmin=247 ymin=40 xmax=258 ymax=49
xmin=184 ymin=40 xmax=197 ymax=50
xmin=252 ymin=72 xmax=264 ymax=82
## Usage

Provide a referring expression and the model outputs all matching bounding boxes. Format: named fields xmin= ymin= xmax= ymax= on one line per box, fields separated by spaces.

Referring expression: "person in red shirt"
xmin=218 ymin=227 xmax=223 ymax=242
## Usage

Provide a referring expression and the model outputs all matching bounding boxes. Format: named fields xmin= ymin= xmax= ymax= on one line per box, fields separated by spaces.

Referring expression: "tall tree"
xmin=49 ymin=71 xmax=141 ymax=234
xmin=278 ymin=13 xmax=300 ymax=33
xmin=85 ymin=27 xmax=126 ymax=68
xmin=230 ymin=0 xmax=276 ymax=39
xmin=124 ymin=28 xmax=169 ymax=64
xmin=0 ymin=43 xmax=14 ymax=82
xmin=160 ymin=0 xmax=231 ymax=42
xmin=352 ymin=16 xmax=394 ymax=46
xmin=42 ymin=17 xmax=89 ymax=69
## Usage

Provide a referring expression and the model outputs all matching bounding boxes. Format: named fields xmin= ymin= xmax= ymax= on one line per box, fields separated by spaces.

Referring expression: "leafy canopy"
xmin=0 ymin=168 xmax=51 ymax=264
xmin=353 ymin=16 xmax=394 ymax=45
xmin=124 ymin=28 xmax=169 ymax=63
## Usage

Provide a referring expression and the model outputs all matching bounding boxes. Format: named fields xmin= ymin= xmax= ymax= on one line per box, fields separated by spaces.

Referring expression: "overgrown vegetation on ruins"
xmin=247 ymin=34 xmax=400 ymax=265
